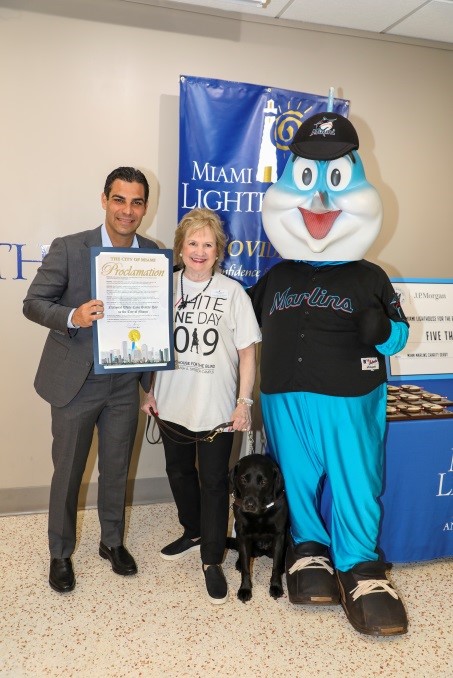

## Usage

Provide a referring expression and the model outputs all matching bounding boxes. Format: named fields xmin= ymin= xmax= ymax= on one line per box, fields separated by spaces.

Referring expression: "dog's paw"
xmin=237 ymin=587 xmax=253 ymax=603
xmin=269 ymin=583 xmax=284 ymax=599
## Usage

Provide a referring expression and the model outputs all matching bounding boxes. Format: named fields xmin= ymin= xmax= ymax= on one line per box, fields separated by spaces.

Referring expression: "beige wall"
xmin=1 ymin=0 xmax=452 ymax=512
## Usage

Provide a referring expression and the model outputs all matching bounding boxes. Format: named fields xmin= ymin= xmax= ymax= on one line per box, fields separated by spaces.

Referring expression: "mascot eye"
xmin=293 ymin=157 xmax=318 ymax=191
xmin=303 ymin=168 xmax=312 ymax=184
xmin=326 ymin=157 xmax=352 ymax=191
xmin=330 ymin=169 xmax=341 ymax=187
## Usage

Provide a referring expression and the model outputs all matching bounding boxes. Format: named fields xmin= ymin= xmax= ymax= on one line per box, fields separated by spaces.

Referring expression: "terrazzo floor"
xmin=1 ymin=503 xmax=452 ymax=678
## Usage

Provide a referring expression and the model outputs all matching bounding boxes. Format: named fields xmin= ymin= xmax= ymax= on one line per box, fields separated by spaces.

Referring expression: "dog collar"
xmin=232 ymin=493 xmax=285 ymax=511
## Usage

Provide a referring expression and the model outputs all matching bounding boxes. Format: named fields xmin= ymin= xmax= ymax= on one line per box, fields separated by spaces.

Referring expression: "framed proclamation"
xmin=90 ymin=248 xmax=174 ymax=374
xmin=387 ymin=278 xmax=453 ymax=381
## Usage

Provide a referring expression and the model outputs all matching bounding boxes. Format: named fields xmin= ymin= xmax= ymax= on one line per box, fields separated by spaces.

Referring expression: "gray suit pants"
xmin=49 ymin=370 xmax=140 ymax=558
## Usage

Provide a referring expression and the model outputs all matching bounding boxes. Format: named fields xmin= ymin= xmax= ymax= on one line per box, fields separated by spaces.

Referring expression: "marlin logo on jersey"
xmin=269 ymin=286 xmax=353 ymax=315
xmin=390 ymin=294 xmax=405 ymax=318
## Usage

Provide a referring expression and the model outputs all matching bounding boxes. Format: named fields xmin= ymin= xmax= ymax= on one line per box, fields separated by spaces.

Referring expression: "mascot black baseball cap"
xmin=289 ymin=112 xmax=359 ymax=160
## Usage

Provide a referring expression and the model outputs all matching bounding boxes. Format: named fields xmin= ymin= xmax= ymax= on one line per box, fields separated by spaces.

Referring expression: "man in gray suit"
xmin=23 ymin=167 xmax=157 ymax=593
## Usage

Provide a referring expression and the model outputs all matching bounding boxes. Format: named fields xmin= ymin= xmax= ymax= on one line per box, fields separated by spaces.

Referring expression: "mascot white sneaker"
xmin=248 ymin=111 xmax=409 ymax=636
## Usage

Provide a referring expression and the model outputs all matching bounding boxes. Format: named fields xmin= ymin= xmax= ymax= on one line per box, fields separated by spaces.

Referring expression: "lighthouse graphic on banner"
xmin=256 ymin=99 xmax=278 ymax=183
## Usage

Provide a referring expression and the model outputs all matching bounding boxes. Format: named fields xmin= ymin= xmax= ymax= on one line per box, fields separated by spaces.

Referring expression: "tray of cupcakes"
xmin=386 ymin=384 xmax=453 ymax=421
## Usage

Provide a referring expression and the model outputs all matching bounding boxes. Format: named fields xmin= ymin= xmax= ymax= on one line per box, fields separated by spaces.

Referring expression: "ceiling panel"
xmin=121 ymin=0 xmax=453 ymax=45
xmin=387 ymin=1 xmax=453 ymax=43
xmin=280 ymin=0 xmax=426 ymax=33
xmin=124 ymin=0 xmax=290 ymax=17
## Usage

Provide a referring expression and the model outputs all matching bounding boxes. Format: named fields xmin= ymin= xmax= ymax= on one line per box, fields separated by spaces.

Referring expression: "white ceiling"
xmin=123 ymin=0 xmax=453 ymax=47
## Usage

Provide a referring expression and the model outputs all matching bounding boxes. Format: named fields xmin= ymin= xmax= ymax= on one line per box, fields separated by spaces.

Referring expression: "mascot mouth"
xmin=299 ymin=207 xmax=342 ymax=240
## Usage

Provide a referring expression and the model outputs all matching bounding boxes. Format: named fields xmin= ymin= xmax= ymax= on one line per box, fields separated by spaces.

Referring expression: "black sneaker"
xmin=337 ymin=561 xmax=408 ymax=636
xmin=286 ymin=539 xmax=339 ymax=605
xmin=203 ymin=564 xmax=228 ymax=604
xmin=160 ymin=535 xmax=201 ymax=561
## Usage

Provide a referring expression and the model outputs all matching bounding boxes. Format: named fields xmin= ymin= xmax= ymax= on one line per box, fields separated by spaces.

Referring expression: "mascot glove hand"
xmin=356 ymin=306 xmax=391 ymax=345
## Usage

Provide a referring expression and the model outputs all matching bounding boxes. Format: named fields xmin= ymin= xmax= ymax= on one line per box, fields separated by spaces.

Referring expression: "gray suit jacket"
xmin=23 ymin=226 xmax=158 ymax=407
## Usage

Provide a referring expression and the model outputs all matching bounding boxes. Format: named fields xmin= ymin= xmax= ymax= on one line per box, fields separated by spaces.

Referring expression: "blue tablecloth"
xmin=378 ymin=379 xmax=453 ymax=563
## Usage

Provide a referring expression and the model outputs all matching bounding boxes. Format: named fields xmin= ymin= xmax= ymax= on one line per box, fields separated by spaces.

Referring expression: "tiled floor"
xmin=1 ymin=504 xmax=452 ymax=677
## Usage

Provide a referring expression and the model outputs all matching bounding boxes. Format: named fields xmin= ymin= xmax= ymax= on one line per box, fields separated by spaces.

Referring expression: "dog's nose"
xmin=243 ymin=497 xmax=258 ymax=512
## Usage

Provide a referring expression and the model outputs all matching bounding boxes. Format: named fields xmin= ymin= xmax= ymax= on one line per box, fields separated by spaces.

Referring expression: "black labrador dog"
xmin=230 ymin=453 xmax=288 ymax=602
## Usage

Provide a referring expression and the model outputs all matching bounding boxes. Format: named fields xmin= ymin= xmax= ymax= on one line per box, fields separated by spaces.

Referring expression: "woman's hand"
xmin=231 ymin=402 xmax=252 ymax=432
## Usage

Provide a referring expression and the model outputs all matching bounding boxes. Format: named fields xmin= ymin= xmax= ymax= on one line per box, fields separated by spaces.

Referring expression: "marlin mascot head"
xmin=261 ymin=112 xmax=382 ymax=262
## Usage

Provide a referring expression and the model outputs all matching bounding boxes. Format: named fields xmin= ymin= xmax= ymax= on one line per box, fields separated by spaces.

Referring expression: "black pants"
xmin=161 ymin=420 xmax=233 ymax=565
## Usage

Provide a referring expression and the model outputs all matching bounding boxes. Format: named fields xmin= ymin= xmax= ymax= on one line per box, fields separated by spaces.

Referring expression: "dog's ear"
xmin=273 ymin=465 xmax=285 ymax=499
xmin=229 ymin=463 xmax=241 ymax=497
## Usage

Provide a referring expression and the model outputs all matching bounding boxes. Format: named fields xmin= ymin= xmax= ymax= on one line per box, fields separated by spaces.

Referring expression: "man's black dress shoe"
xmin=49 ymin=557 xmax=75 ymax=593
xmin=99 ymin=542 xmax=137 ymax=575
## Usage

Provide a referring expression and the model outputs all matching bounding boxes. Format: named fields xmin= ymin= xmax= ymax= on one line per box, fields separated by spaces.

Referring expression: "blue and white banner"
xmin=178 ymin=75 xmax=350 ymax=287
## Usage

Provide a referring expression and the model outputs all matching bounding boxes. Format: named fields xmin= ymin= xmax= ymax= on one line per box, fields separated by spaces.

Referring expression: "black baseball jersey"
xmin=248 ymin=260 xmax=408 ymax=397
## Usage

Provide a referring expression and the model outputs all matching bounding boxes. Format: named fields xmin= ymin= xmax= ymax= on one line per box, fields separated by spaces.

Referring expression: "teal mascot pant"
xmin=261 ymin=384 xmax=387 ymax=572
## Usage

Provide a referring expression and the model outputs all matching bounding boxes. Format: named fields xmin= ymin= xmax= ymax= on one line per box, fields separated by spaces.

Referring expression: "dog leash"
xmin=246 ymin=430 xmax=255 ymax=455
xmin=146 ymin=409 xmax=234 ymax=446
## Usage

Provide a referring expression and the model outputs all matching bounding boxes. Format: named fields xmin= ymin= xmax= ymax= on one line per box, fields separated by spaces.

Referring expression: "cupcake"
xmin=387 ymin=385 xmax=400 ymax=394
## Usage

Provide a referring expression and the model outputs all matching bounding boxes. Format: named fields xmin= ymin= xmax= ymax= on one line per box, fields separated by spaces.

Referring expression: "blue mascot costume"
xmin=248 ymin=112 xmax=409 ymax=636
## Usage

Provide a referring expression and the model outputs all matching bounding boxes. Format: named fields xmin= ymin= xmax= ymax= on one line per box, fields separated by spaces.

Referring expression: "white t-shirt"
xmin=154 ymin=270 xmax=261 ymax=431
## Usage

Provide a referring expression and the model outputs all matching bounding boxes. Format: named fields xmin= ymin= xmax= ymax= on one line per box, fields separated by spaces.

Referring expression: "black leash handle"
xmin=145 ymin=409 xmax=233 ymax=446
